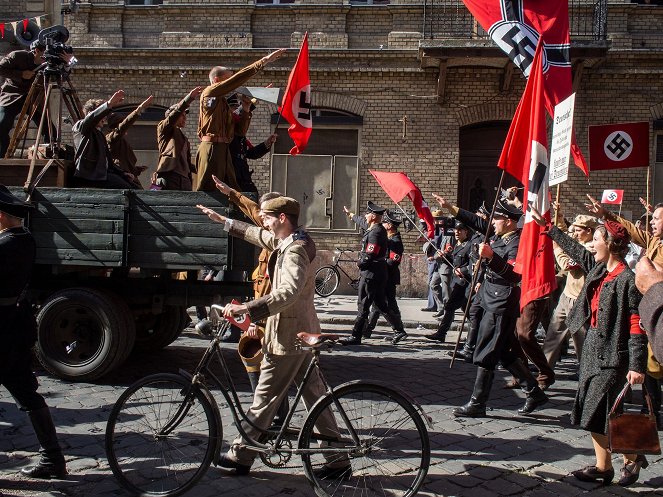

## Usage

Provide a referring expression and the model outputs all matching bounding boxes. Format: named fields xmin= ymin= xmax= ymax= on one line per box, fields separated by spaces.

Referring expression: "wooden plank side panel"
xmin=35 ymin=249 xmax=123 ymax=266
xmin=128 ymin=190 xmax=232 ymax=269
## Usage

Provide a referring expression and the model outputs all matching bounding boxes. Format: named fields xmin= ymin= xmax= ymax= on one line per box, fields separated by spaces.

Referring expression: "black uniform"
xmin=0 ymin=188 xmax=67 ymax=477
xmin=431 ymin=236 xmax=473 ymax=339
xmin=456 ymin=208 xmax=522 ymax=368
xmin=364 ymin=230 xmax=404 ymax=336
xmin=348 ymin=215 xmax=405 ymax=340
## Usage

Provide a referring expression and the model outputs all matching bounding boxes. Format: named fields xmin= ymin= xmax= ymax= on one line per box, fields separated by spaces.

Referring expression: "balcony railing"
xmin=423 ymin=0 xmax=608 ymax=41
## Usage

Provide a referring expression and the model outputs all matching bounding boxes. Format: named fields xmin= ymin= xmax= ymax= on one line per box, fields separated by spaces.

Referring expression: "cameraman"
xmin=0 ymin=41 xmax=49 ymax=158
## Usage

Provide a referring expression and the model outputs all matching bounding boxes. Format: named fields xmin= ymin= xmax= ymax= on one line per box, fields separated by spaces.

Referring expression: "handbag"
xmin=608 ymin=382 xmax=661 ymax=455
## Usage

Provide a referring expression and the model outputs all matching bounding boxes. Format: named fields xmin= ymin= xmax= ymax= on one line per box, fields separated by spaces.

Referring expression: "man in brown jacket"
xmin=197 ymin=193 xmax=351 ymax=479
xmin=155 ymin=87 xmax=202 ymax=191
xmin=106 ymin=95 xmax=153 ymax=188
xmin=195 ymin=48 xmax=285 ymax=192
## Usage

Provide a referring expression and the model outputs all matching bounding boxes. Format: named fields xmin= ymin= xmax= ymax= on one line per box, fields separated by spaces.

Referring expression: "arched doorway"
xmin=458 ymin=121 xmax=519 ymax=211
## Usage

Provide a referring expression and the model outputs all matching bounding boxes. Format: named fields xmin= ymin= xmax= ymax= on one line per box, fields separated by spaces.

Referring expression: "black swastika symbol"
xmin=500 ymin=25 xmax=537 ymax=73
xmin=606 ymin=133 xmax=631 ymax=159
xmin=298 ymin=91 xmax=311 ymax=121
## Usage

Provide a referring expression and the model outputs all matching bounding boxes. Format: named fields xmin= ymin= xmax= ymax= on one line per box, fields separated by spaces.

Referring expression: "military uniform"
xmin=195 ymin=59 xmax=265 ymax=192
xmin=426 ymin=222 xmax=472 ymax=341
xmin=364 ymin=211 xmax=404 ymax=338
xmin=0 ymin=186 xmax=66 ymax=478
xmin=341 ymin=202 xmax=406 ymax=346
xmin=452 ymin=199 xmax=548 ymax=418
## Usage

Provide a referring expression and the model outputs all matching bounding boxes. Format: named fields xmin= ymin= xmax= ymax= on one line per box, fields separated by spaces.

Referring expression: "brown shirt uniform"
xmin=195 ymin=59 xmax=262 ymax=192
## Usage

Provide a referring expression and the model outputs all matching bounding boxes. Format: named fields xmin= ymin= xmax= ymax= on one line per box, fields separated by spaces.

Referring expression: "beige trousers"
xmin=543 ymin=293 xmax=586 ymax=368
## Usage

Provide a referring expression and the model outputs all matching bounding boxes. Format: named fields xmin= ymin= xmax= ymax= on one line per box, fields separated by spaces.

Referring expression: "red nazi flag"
xmin=588 ymin=122 xmax=649 ymax=171
xmin=601 ymin=189 xmax=624 ymax=205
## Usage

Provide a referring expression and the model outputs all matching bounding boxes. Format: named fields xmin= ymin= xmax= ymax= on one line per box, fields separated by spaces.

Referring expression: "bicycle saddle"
xmin=297 ymin=332 xmax=339 ymax=346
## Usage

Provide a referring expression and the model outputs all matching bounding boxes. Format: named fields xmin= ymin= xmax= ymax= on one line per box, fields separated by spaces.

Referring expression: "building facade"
xmin=2 ymin=0 xmax=663 ymax=295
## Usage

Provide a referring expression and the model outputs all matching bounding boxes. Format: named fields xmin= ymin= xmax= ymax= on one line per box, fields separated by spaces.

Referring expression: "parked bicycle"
xmin=315 ymin=248 xmax=360 ymax=297
xmin=105 ymin=311 xmax=432 ymax=497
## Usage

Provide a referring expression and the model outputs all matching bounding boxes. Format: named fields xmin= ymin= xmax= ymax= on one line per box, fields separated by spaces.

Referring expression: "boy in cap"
xmin=341 ymin=201 xmax=408 ymax=345
xmin=155 ymin=87 xmax=203 ymax=190
xmin=0 ymin=185 xmax=67 ymax=479
xmin=197 ymin=192 xmax=351 ymax=479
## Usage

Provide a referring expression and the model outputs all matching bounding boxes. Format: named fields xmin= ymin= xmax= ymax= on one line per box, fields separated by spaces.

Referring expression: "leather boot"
xmin=21 ymin=407 xmax=67 ymax=479
xmin=452 ymin=367 xmax=494 ymax=418
xmin=505 ymin=359 xmax=549 ymax=414
xmin=363 ymin=308 xmax=380 ymax=339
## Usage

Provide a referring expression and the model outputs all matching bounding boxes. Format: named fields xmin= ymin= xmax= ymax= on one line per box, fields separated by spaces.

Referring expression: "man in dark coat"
xmin=72 ymin=90 xmax=136 ymax=189
xmin=340 ymin=201 xmax=407 ymax=346
xmin=0 ymin=41 xmax=49 ymax=157
xmin=425 ymin=220 xmax=472 ymax=342
xmin=361 ymin=209 xmax=405 ymax=339
xmin=0 ymin=185 xmax=67 ymax=479
xmin=434 ymin=194 xmax=548 ymax=417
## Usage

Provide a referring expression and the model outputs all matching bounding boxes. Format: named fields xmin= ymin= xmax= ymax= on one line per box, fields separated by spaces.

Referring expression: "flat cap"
xmin=493 ymin=197 xmax=522 ymax=221
xmin=261 ymin=196 xmax=300 ymax=217
xmin=366 ymin=201 xmax=386 ymax=215
xmin=432 ymin=209 xmax=445 ymax=219
xmin=0 ymin=185 xmax=34 ymax=218
xmin=571 ymin=214 xmax=598 ymax=230
xmin=383 ymin=209 xmax=402 ymax=226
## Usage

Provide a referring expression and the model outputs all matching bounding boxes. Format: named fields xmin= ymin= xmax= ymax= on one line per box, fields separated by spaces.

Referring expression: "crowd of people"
xmin=2 ymin=40 xmax=662 ymax=489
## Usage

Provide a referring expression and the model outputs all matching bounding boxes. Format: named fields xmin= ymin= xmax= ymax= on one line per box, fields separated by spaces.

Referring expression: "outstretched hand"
xmin=584 ymin=194 xmax=608 ymax=218
xmin=432 ymin=193 xmax=451 ymax=210
xmin=197 ymin=204 xmax=226 ymax=224
xmin=188 ymin=86 xmax=204 ymax=100
xmin=108 ymin=90 xmax=125 ymax=108
xmin=529 ymin=206 xmax=547 ymax=227
xmin=263 ymin=49 xmax=286 ymax=65
xmin=212 ymin=175 xmax=231 ymax=195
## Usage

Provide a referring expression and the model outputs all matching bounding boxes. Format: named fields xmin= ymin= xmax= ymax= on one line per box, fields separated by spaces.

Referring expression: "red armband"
xmin=630 ymin=314 xmax=645 ymax=335
xmin=366 ymin=243 xmax=380 ymax=254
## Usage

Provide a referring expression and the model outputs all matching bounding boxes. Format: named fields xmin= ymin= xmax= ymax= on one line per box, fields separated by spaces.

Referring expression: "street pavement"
xmin=1 ymin=297 xmax=662 ymax=497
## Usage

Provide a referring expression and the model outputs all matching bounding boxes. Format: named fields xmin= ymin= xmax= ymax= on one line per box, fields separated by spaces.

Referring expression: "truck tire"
xmin=36 ymin=287 xmax=136 ymax=381
xmin=133 ymin=306 xmax=189 ymax=352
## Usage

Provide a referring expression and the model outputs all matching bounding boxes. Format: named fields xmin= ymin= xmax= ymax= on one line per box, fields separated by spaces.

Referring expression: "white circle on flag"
xmin=292 ymin=84 xmax=312 ymax=128
xmin=603 ymin=131 xmax=633 ymax=162
xmin=606 ymin=191 xmax=619 ymax=202
xmin=235 ymin=314 xmax=246 ymax=324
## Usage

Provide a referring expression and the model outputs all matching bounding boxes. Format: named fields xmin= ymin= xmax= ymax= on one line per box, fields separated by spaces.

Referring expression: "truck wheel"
xmin=36 ymin=288 xmax=136 ymax=381
xmin=133 ymin=306 xmax=189 ymax=352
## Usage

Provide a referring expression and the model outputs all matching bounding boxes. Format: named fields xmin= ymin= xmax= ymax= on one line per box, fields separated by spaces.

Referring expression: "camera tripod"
xmin=4 ymin=63 xmax=83 ymax=194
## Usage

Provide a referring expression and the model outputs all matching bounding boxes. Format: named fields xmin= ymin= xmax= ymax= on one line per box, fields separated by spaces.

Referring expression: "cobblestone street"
xmin=1 ymin=298 xmax=662 ymax=497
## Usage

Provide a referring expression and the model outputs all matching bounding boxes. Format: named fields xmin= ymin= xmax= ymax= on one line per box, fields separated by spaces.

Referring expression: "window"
xmin=126 ymin=0 xmax=163 ymax=5
xmin=271 ymin=109 xmax=362 ymax=231
xmin=256 ymin=0 xmax=295 ymax=4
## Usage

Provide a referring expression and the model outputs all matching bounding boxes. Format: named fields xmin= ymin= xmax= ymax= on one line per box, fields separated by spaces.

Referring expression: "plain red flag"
xmin=369 ymin=170 xmax=435 ymax=239
xmin=278 ymin=32 xmax=312 ymax=155
xmin=498 ymin=41 xmax=557 ymax=310
xmin=462 ymin=0 xmax=588 ymax=176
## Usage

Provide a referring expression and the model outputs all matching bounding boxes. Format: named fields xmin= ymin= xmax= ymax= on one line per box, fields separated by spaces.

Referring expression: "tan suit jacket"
xmin=226 ymin=220 xmax=319 ymax=355
xmin=156 ymin=96 xmax=194 ymax=177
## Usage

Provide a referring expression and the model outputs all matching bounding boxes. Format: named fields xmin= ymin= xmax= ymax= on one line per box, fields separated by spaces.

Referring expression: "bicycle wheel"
xmin=299 ymin=383 xmax=430 ymax=497
xmin=315 ymin=266 xmax=340 ymax=297
xmin=105 ymin=373 xmax=219 ymax=497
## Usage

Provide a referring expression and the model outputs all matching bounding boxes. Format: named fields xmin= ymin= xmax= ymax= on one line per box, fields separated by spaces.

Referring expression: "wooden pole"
xmin=553 ymin=184 xmax=561 ymax=225
xmin=646 ymin=166 xmax=652 ymax=257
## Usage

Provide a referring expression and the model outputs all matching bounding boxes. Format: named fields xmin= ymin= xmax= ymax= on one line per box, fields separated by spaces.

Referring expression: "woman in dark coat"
xmin=531 ymin=209 xmax=648 ymax=487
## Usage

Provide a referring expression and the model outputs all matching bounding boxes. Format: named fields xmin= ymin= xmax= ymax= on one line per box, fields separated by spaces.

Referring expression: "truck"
xmin=6 ymin=163 xmax=255 ymax=382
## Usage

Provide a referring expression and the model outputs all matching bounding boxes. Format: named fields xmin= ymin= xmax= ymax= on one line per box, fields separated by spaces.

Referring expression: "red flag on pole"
xmin=369 ymin=170 xmax=435 ymax=239
xmin=462 ymin=0 xmax=589 ymax=177
xmin=601 ymin=189 xmax=624 ymax=205
xmin=0 ymin=24 xmax=4 ymax=39
xmin=498 ymin=40 xmax=557 ymax=310
xmin=278 ymin=32 xmax=312 ymax=156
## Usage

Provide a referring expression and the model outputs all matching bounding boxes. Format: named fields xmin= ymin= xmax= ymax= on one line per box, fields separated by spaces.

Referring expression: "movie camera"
xmin=37 ymin=25 xmax=75 ymax=73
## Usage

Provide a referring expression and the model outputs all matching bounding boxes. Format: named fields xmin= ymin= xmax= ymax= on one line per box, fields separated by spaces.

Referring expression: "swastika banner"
xmin=278 ymin=32 xmax=312 ymax=156
xmin=601 ymin=189 xmax=624 ymax=205
xmin=588 ymin=122 xmax=649 ymax=171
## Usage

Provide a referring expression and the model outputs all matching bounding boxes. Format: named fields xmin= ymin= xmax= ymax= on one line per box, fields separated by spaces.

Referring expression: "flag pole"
xmin=449 ymin=168 xmax=508 ymax=368
xmin=392 ymin=203 xmax=469 ymax=282
xmin=554 ymin=185 xmax=561 ymax=225
xmin=646 ymin=165 xmax=651 ymax=256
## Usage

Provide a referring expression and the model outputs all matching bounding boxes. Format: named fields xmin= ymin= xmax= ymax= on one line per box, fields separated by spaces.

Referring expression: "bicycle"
xmin=315 ymin=248 xmax=360 ymax=297
xmin=105 ymin=313 xmax=432 ymax=497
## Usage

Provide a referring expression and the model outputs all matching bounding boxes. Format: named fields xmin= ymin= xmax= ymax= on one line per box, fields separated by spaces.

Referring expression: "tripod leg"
xmin=5 ymin=78 xmax=43 ymax=159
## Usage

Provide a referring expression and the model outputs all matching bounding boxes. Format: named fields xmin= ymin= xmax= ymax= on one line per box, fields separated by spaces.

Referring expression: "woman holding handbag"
xmin=530 ymin=205 xmax=648 ymax=487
